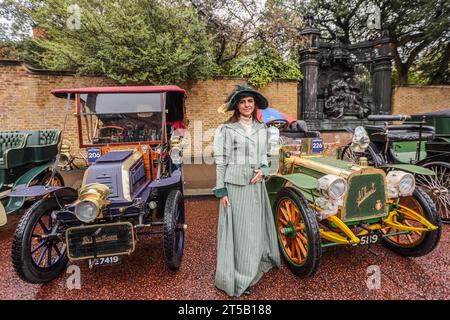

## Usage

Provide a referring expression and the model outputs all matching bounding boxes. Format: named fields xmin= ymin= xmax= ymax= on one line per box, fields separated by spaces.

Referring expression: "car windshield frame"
xmin=79 ymin=92 xmax=163 ymax=115
xmin=76 ymin=92 xmax=167 ymax=148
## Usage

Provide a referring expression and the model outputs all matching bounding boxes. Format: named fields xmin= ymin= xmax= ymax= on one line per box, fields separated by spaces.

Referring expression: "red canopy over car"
xmin=51 ymin=85 xmax=186 ymax=97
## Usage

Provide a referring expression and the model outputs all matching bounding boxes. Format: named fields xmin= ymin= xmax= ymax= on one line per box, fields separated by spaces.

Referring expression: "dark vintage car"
xmin=340 ymin=114 xmax=450 ymax=222
xmin=10 ymin=86 xmax=187 ymax=283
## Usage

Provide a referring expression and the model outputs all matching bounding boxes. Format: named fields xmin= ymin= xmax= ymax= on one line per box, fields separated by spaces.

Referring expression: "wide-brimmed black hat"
xmin=218 ymin=84 xmax=268 ymax=114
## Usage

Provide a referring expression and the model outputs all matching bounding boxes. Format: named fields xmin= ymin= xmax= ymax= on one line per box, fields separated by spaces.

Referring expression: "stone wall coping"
xmin=394 ymin=85 xmax=450 ymax=89
xmin=0 ymin=59 xmax=299 ymax=83
xmin=0 ymin=59 xmax=22 ymax=65
xmin=208 ymin=75 xmax=299 ymax=83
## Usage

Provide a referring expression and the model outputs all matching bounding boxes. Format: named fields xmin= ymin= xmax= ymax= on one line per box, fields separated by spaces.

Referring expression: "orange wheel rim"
xmin=43 ymin=175 xmax=63 ymax=187
xmin=277 ymin=198 xmax=308 ymax=265
xmin=42 ymin=175 xmax=63 ymax=198
xmin=382 ymin=196 xmax=426 ymax=246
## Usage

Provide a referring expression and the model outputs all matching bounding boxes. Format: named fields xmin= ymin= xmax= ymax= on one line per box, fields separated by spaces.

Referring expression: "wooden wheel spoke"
xmin=289 ymin=202 xmax=296 ymax=223
xmin=284 ymin=240 xmax=292 ymax=256
xmin=405 ymin=234 xmax=414 ymax=244
xmin=286 ymin=202 xmax=295 ymax=222
xmin=280 ymin=207 xmax=291 ymax=222
xmin=52 ymin=243 xmax=62 ymax=256
xmin=279 ymin=216 xmax=289 ymax=226
xmin=290 ymin=239 xmax=297 ymax=259
xmin=403 ymin=220 xmax=423 ymax=236
xmin=284 ymin=201 xmax=290 ymax=216
xmin=281 ymin=237 xmax=288 ymax=249
xmin=31 ymin=239 xmax=48 ymax=255
xmin=47 ymin=244 xmax=53 ymax=267
xmin=37 ymin=246 xmax=49 ymax=266
xmin=293 ymin=239 xmax=302 ymax=262
xmin=297 ymin=231 xmax=308 ymax=244
xmin=296 ymin=237 xmax=307 ymax=259
xmin=37 ymin=219 xmax=49 ymax=233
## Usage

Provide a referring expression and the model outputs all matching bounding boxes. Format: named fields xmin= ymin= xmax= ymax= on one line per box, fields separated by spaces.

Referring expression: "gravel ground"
xmin=0 ymin=196 xmax=448 ymax=300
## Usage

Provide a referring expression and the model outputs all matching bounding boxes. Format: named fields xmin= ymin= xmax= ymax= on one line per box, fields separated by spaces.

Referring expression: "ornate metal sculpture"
xmin=298 ymin=14 xmax=394 ymax=131
xmin=324 ymin=73 xmax=372 ymax=119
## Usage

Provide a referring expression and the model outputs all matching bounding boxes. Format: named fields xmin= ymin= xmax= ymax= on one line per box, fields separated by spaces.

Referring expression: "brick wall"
xmin=392 ymin=86 xmax=450 ymax=115
xmin=0 ymin=61 xmax=298 ymax=163
xmin=0 ymin=61 xmax=116 ymax=161
xmin=181 ymin=78 xmax=298 ymax=159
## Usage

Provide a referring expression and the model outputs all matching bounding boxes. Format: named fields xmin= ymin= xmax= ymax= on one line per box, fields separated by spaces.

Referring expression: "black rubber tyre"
xmin=273 ymin=187 xmax=322 ymax=277
xmin=382 ymin=187 xmax=442 ymax=257
xmin=12 ymin=198 xmax=68 ymax=283
xmin=416 ymin=161 xmax=450 ymax=223
xmin=156 ymin=189 xmax=169 ymax=219
xmin=163 ymin=190 xmax=185 ymax=270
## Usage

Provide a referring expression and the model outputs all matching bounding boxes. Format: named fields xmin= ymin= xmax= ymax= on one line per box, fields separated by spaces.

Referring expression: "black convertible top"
xmin=413 ymin=109 xmax=450 ymax=117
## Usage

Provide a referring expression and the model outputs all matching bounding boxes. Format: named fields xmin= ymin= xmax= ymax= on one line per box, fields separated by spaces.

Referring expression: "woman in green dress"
xmin=213 ymin=84 xmax=280 ymax=297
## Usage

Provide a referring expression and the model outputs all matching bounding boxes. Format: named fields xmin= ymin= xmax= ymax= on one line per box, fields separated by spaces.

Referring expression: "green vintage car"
xmin=264 ymin=120 xmax=441 ymax=277
xmin=0 ymin=129 xmax=64 ymax=226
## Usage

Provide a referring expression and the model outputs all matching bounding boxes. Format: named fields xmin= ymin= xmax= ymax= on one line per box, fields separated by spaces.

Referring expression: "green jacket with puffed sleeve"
xmin=212 ymin=120 xmax=269 ymax=198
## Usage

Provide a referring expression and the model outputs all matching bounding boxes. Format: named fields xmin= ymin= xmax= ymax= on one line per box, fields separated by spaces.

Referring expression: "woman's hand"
xmin=221 ymin=196 xmax=231 ymax=207
xmin=250 ymin=169 xmax=264 ymax=184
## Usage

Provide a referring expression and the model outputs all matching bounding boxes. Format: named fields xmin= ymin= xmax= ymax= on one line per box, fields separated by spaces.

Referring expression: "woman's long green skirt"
xmin=215 ymin=181 xmax=280 ymax=297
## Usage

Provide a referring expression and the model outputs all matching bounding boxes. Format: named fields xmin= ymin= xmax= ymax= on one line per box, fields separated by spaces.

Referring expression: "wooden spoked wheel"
xmin=277 ymin=198 xmax=308 ymax=265
xmin=29 ymin=210 xmax=66 ymax=269
xmin=12 ymin=198 xmax=69 ymax=283
xmin=39 ymin=172 xmax=64 ymax=199
xmin=382 ymin=196 xmax=426 ymax=247
xmin=381 ymin=187 xmax=441 ymax=257
xmin=41 ymin=172 xmax=64 ymax=187
xmin=273 ymin=187 xmax=321 ymax=277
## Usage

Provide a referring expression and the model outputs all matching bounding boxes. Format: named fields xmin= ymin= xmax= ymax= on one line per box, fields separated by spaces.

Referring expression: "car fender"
xmin=266 ymin=173 xmax=319 ymax=206
xmin=4 ymin=161 xmax=55 ymax=214
xmin=380 ymin=164 xmax=435 ymax=175
xmin=148 ymin=172 xmax=183 ymax=190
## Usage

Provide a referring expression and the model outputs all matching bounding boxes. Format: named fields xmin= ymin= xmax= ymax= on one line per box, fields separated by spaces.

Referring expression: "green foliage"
xmin=414 ymin=42 xmax=450 ymax=85
xmin=391 ymin=68 xmax=429 ymax=86
xmin=230 ymin=44 xmax=301 ymax=87
xmin=15 ymin=0 xmax=217 ymax=84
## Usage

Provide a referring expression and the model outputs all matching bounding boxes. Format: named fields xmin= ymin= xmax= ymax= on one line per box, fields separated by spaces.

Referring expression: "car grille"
xmin=66 ymin=222 xmax=135 ymax=260
xmin=342 ymin=172 xmax=387 ymax=222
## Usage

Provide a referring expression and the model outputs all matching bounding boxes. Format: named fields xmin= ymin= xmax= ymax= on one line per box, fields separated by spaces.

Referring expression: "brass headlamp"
xmin=74 ymin=183 xmax=110 ymax=223
xmin=170 ymin=135 xmax=187 ymax=165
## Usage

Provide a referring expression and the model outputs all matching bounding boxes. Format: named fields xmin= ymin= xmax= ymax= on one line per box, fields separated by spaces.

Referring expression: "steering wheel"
xmin=99 ymin=125 xmax=125 ymax=133
xmin=266 ymin=118 xmax=289 ymax=130
xmin=97 ymin=126 xmax=126 ymax=143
